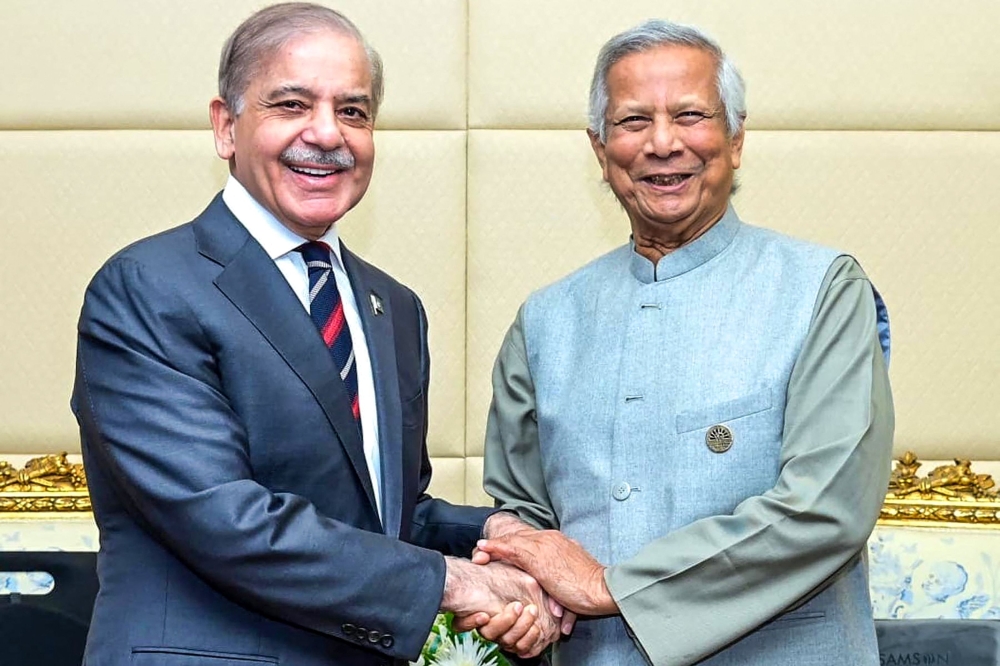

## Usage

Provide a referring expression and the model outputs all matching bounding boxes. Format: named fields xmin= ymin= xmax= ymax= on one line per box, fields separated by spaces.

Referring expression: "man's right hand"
xmin=441 ymin=557 xmax=559 ymax=658
xmin=470 ymin=512 xmax=578 ymax=638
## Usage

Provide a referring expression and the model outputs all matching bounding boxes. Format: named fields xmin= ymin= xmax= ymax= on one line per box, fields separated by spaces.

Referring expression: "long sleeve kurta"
xmin=483 ymin=254 xmax=894 ymax=664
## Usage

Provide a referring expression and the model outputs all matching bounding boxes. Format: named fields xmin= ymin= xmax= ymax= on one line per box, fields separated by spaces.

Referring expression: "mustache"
xmin=280 ymin=146 xmax=355 ymax=170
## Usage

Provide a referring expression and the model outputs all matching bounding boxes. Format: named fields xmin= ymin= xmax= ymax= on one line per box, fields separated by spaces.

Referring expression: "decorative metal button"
xmin=612 ymin=482 xmax=632 ymax=501
xmin=706 ymin=425 xmax=734 ymax=453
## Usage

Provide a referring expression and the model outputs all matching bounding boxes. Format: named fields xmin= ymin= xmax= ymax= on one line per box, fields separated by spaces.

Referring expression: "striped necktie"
xmin=297 ymin=241 xmax=361 ymax=425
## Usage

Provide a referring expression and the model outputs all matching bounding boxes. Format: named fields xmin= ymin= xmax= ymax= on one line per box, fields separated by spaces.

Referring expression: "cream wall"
xmin=1 ymin=1 xmax=997 ymax=507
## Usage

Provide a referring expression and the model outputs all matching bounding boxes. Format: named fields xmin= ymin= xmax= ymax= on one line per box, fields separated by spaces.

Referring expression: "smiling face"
xmin=210 ymin=29 xmax=375 ymax=240
xmin=590 ymin=44 xmax=744 ymax=249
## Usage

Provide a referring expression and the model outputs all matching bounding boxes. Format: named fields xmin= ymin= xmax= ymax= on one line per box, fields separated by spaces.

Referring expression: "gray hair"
xmin=219 ymin=2 xmax=384 ymax=118
xmin=588 ymin=19 xmax=746 ymax=143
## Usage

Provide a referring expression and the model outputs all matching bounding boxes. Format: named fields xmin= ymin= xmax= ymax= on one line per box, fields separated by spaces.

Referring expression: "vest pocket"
xmin=131 ymin=646 xmax=278 ymax=665
xmin=675 ymin=389 xmax=773 ymax=434
xmin=757 ymin=609 xmax=826 ymax=632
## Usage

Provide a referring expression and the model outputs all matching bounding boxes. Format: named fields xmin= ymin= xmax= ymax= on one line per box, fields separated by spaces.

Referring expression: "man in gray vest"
xmin=475 ymin=18 xmax=894 ymax=666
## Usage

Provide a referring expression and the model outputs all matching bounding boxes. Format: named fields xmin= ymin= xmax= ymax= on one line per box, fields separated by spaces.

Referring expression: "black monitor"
xmin=877 ymin=619 xmax=1000 ymax=666
xmin=0 ymin=551 xmax=98 ymax=665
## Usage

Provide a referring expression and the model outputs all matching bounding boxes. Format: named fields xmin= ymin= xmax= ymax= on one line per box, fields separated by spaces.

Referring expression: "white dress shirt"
xmin=222 ymin=176 xmax=383 ymax=521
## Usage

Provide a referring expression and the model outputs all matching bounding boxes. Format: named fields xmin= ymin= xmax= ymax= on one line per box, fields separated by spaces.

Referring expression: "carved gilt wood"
xmin=0 ymin=451 xmax=997 ymax=526
xmin=0 ymin=453 xmax=91 ymax=514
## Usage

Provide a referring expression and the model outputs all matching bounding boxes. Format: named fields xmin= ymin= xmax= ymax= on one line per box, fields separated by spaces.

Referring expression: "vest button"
xmin=612 ymin=482 xmax=632 ymax=500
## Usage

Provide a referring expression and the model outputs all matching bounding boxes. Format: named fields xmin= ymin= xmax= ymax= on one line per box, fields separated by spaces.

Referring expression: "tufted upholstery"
xmin=1 ymin=1 xmax=998 ymax=508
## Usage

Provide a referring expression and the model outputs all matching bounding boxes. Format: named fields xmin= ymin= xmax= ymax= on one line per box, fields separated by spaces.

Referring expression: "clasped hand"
xmin=442 ymin=556 xmax=560 ymax=658
xmin=444 ymin=513 xmax=616 ymax=658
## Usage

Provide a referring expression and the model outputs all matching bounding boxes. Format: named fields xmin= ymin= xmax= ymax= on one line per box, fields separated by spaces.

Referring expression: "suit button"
xmin=342 ymin=623 xmax=356 ymax=637
xmin=381 ymin=634 xmax=394 ymax=649
xmin=367 ymin=629 xmax=382 ymax=643
xmin=612 ymin=482 xmax=631 ymax=500
xmin=355 ymin=626 xmax=367 ymax=641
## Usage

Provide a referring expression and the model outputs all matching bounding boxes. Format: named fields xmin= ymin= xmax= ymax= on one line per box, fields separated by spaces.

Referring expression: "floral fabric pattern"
xmin=0 ymin=519 xmax=97 ymax=595
xmin=868 ymin=526 xmax=1000 ymax=620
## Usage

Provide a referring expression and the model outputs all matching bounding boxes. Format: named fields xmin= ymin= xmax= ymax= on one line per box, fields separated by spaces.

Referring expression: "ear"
xmin=209 ymin=96 xmax=237 ymax=160
xmin=587 ymin=129 xmax=610 ymax=181
xmin=729 ymin=124 xmax=746 ymax=171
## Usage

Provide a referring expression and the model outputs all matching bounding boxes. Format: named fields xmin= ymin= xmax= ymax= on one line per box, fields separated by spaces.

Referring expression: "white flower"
xmin=433 ymin=633 xmax=499 ymax=666
xmin=409 ymin=657 xmax=426 ymax=666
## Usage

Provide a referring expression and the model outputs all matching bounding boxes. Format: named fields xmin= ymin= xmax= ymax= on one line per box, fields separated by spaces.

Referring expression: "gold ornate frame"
xmin=0 ymin=453 xmax=91 ymax=515
xmin=0 ymin=451 xmax=997 ymax=527
xmin=878 ymin=451 xmax=1000 ymax=528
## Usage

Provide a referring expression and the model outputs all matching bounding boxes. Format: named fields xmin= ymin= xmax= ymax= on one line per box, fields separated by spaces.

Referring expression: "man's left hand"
xmin=476 ymin=530 xmax=618 ymax=617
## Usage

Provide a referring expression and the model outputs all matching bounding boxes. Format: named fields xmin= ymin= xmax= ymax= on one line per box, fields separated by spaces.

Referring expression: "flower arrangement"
xmin=411 ymin=613 xmax=512 ymax=666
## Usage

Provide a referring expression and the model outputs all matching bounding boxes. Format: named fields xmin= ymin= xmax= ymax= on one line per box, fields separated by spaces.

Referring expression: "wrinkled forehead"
xmin=606 ymin=44 xmax=719 ymax=101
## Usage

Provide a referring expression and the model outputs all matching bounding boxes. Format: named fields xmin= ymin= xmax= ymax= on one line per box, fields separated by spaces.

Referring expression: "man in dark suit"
xmin=71 ymin=4 xmax=557 ymax=665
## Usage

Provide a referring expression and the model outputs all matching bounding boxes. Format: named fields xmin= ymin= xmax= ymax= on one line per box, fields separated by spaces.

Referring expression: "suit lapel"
xmin=342 ymin=246 xmax=404 ymax=538
xmin=192 ymin=196 xmax=379 ymax=519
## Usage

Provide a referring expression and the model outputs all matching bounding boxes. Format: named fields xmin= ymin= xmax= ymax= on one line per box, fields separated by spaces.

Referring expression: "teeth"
xmin=289 ymin=166 xmax=338 ymax=176
xmin=648 ymin=174 xmax=687 ymax=186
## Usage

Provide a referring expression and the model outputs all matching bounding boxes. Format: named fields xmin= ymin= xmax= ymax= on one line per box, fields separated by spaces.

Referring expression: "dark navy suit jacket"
xmin=72 ymin=194 xmax=490 ymax=665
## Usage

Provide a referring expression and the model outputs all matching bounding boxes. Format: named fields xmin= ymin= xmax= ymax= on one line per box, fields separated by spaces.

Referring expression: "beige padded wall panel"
xmin=340 ymin=131 xmax=467 ymax=458
xmin=465 ymin=457 xmax=492 ymax=508
xmin=426 ymin=457 xmax=466 ymax=505
xmin=468 ymin=0 xmax=1000 ymax=131
xmin=466 ymin=129 xmax=1000 ymax=461
xmin=0 ymin=129 xmax=466 ymax=458
xmin=0 ymin=130 xmax=227 ymax=453
xmin=735 ymin=130 xmax=1000 ymax=460
xmin=466 ymin=130 xmax=623 ymax=456
xmin=0 ymin=0 xmax=466 ymax=130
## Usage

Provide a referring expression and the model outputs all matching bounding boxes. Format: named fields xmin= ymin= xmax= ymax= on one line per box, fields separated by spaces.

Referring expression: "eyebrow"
xmin=263 ymin=84 xmax=313 ymax=101
xmin=261 ymin=86 xmax=371 ymax=108
xmin=337 ymin=94 xmax=372 ymax=107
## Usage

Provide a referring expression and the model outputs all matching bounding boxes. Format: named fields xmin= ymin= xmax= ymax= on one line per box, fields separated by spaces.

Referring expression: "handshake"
xmin=439 ymin=512 xmax=619 ymax=659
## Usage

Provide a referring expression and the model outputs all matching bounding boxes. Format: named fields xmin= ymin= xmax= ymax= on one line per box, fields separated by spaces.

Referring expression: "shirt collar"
xmin=222 ymin=175 xmax=344 ymax=269
xmin=629 ymin=203 xmax=741 ymax=284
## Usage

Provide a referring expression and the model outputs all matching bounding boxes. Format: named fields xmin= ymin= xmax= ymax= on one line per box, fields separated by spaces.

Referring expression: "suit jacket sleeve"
xmin=74 ymin=256 xmax=446 ymax=661
xmin=408 ymin=293 xmax=499 ymax=553
xmin=483 ymin=256 xmax=894 ymax=664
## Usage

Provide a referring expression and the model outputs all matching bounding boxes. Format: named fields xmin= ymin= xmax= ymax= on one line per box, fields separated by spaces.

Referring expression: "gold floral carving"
xmin=1 ymin=450 xmax=998 ymax=524
xmin=0 ymin=453 xmax=91 ymax=514
xmin=880 ymin=452 xmax=1000 ymax=527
